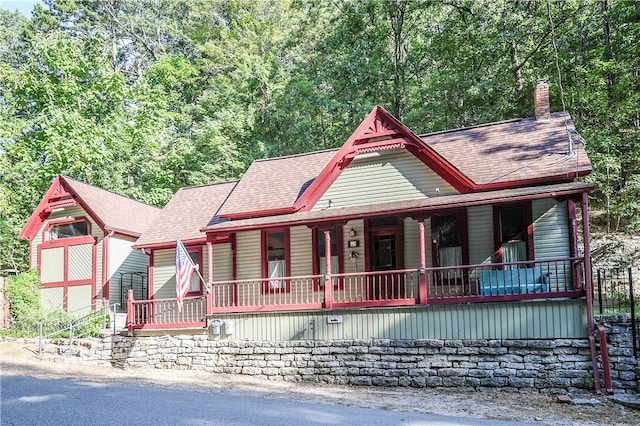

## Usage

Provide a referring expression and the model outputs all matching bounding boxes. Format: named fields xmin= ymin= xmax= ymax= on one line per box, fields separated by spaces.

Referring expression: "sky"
xmin=0 ymin=0 xmax=43 ymax=16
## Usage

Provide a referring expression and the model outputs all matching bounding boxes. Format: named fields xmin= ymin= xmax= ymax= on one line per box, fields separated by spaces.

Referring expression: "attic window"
xmin=49 ymin=220 xmax=89 ymax=240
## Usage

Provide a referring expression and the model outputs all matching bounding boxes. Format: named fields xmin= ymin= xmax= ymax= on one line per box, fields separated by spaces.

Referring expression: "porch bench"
xmin=479 ymin=267 xmax=549 ymax=296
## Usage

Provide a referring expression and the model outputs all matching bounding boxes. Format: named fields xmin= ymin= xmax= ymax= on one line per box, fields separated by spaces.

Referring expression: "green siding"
xmin=236 ymin=231 xmax=261 ymax=280
xmin=209 ymin=300 xmax=586 ymax=341
xmin=290 ymin=226 xmax=312 ymax=276
xmin=342 ymin=220 xmax=364 ymax=273
xmin=312 ymin=149 xmax=458 ymax=211
xmin=467 ymin=205 xmax=494 ymax=265
xmin=212 ymin=243 xmax=233 ymax=281
xmin=533 ymin=199 xmax=570 ymax=259
xmin=153 ymin=249 xmax=175 ymax=299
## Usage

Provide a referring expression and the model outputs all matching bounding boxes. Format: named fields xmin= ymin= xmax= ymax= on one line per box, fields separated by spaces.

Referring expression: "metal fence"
xmin=594 ymin=267 xmax=638 ymax=357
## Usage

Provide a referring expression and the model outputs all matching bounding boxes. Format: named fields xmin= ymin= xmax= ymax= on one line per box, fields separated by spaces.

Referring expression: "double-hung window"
xmin=263 ymin=230 xmax=289 ymax=292
xmin=496 ymin=204 xmax=532 ymax=265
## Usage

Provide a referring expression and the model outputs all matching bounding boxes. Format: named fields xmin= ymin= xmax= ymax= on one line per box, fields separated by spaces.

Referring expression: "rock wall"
xmin=33 ymin=314 xmax=638 ymax=394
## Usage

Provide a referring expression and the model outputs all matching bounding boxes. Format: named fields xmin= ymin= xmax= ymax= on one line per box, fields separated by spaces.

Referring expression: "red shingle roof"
xmin=423 ymin=112 xmax=591 ymax=186
xmin=134 ymin=181 xmax=237 ymax=248
xmin=61 ymin=176 xmax=161 ymax=236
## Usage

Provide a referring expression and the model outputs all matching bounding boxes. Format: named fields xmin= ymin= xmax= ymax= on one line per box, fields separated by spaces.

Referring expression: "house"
xmin=19 ymin=176 xmax=160 ymax=313
xmin=130 ymin=80 xmax=595 ymax=344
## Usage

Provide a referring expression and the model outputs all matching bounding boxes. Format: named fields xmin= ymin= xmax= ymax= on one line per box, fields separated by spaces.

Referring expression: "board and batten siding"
xmin=108 ymin=235 xmax=149 ymax=306
xmin=209 ymin=299 xmax=586 ymax=341
xmin=311 ymin=149 xmax=458 ymax=211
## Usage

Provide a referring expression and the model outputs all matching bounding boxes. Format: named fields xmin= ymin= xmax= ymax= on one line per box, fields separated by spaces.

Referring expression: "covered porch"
xmin=127 ymin=182 xmax=593 ymax=331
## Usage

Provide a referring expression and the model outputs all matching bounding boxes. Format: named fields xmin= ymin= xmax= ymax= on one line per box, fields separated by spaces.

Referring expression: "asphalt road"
xmin=1 ymin=374 xmax=536 ymax=426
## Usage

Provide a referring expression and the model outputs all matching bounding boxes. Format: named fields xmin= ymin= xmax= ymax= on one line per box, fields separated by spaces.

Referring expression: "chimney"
xmin=534 ymin=79 xmax=550 ymax=120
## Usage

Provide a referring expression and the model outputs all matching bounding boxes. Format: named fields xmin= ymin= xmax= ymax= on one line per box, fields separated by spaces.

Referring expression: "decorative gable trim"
xmin=19 ymin=176 xmax=105 ymax=241
xmin=293 ymin=106 xmax=475 ymax=212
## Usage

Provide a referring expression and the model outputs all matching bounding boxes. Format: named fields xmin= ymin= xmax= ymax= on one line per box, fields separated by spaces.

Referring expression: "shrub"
xmin=5 ymin=269 xmax=41 ymax=321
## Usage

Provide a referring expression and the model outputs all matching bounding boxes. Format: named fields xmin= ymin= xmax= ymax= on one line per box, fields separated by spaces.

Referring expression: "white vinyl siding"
xmin=312 ymin=149 xmax=458 ymax=211
xmin=467 ymin=205 xmax=494 ymax=265
xmin=108 ymin=236 xmax=149 ymax=306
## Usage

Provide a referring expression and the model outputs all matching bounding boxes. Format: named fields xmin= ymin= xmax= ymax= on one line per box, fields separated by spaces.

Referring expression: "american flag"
xmin=175 ymin=239 xmax=195 ymax=313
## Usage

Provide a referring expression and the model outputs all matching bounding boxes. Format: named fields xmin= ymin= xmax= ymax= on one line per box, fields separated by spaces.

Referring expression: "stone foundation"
xmin=15 ymin=314 xmax=638 ymax=394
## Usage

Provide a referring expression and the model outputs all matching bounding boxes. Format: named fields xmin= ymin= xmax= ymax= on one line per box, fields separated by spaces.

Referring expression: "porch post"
xmin=418 ymin=218 xmax=428 ymax=305
xmin=323 ymin=229 xmax=333 ymax=310
xmin=581 ymin=192 xmax=594 ymax=335
xmin=206 ymin=241 xmax=214 ymax=316
xmin=127 ymin=289 xmax=134 ymax=331
xmin=568 ymin=199 xmax=580 ymax=290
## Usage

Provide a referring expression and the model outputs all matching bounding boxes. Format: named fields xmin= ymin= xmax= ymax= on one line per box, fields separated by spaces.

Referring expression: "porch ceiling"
xmin=203 ymin=181 xmax=593 ymax=234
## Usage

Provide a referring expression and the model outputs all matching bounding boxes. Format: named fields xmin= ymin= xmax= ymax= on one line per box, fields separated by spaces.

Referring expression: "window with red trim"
xmin=263 ymin=230 xmax=289 ymax=292
xmin=494 ymin=203 xmax=533 ymax=264
xmin=186 ymin=248 xmax=202 ymax=294
xmin=48 ymin=219 xmax=89 ymax=240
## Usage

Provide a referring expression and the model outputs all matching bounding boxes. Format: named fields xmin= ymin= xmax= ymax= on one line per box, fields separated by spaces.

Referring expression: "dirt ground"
xmin=1 ymin=340 xmax=638 ymax=425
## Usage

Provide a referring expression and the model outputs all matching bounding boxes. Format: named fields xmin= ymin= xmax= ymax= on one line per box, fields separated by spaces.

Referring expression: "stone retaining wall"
xmin=25 ymin=314 xmax=639 ymax=394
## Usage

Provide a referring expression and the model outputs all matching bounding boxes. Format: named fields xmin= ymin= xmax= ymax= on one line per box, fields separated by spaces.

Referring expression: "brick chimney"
xmin=534 ymin=79 xmax=550 ymax=120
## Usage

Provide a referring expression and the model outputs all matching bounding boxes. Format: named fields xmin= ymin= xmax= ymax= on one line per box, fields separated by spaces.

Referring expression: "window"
xmin=49 ymin=220 xmax=89 ymax=240
xmin=188 ymin=250 xmax=201 ymax=294
xmin=263 ymin=230 xmax=289 ymax=291
xmin=497 ymin=205 xmax=531 ymax=263
xmin=432 ymin=212 xmax=467 ymax=280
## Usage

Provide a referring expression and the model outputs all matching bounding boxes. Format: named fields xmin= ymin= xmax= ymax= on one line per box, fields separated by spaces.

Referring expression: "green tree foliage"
xmin=5 ymin=269 xmax=41 ymax=320
xmin=1 ymin=0 xmax=639 ymax=273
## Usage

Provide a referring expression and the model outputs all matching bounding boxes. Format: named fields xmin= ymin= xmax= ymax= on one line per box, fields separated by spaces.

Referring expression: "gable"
xmin=20 ymin=176 xmax=160 ymax=241
xmin=311 ymin=149 xmax=459 ymax=211
xmin=294 ymin=106 xmax=473 ymax=213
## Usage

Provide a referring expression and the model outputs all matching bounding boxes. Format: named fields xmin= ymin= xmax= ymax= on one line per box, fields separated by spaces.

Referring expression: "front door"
xmin=368 ymin=217 xmax=404 ymax=299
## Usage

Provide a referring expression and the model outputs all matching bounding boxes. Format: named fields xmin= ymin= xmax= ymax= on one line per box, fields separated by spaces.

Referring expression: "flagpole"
xmin=193 ymin=265 xmax=210 ymax=293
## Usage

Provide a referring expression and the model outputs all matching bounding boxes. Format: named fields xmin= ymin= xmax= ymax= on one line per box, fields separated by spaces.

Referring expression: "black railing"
xmin=594 ymin=267 xmax=638 ymax=358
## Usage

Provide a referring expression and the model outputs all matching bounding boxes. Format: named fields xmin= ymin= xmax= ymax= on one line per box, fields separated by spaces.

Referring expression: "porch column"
xmin=568 ymin=199 xmax=580 ymax=290
xmin=127 ymin=289 xmax=134 ymax=331
xmin=206 ymin=241 xmax=214 ymax=315
xmin=323 ymin=229 xmax=333 ymax=310
xmin=581 ymin=192 xmax=594 ymax=335
xmin=418 ymin=218 xmax=428 ymax=305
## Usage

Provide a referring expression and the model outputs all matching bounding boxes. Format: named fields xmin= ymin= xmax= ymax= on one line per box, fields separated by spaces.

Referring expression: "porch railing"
xmin=127 ymin=257 xmax=585 ymax=329
xmin=427 ymin=257 xmax=584 ymax=303
xmin=128 ymin=290 xmax=207 ymax=330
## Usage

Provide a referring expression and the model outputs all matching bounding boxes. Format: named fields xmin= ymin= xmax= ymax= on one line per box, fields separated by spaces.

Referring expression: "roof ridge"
xmin=177 ymin=180 xmax=239 ymax=192
xmin=60 ymin=175 xmax=160 ymax=209
xmin=418 ymin=111 xmax=572 ymax=139
xmin=253 ymin=148 xmax=339 ymax=163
